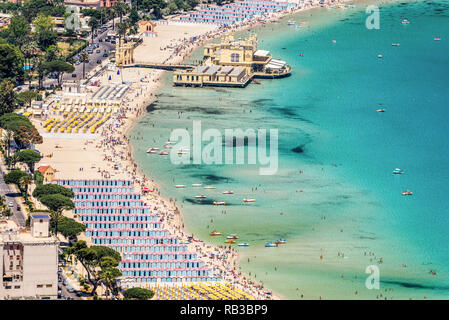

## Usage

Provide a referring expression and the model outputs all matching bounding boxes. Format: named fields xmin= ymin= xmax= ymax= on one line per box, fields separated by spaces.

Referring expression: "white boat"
xmin=204 ymin=186 xmax=216 ymax=189
xmin=175 ymin=185 xmax=186 ymax=188
xmin=392 ymin=43 xmax=400 ymax=47
xmin=376 ymin=108 xmax=386 ymax=112
xmin=402 ymin=19 xmax=410 ymax=24
xmin=222 ymin=190 xmax=234 ymax=194
xmin=243 ymin=198 xmax=256 ymax=203
xmin=393 ymin=168 xmax=404 ymax=174
xmin=227 ymin=234 xmax=239 ymax=239
xmin=159 ymin=151 xmax=169 ymax=155
xmin=238 ymin=243 xmax=249 ymax=247
xmin=146 ymin=147 xmax=159 ymax=153
xmin=195 ymin=195 xmax=206 ymax=199
xmin=378 ymin=54 xmax=383 ymax=58
xmin=434 ymin=37 xmax=441 ymax=41
xmin=213 ymin=201 xmax=226 ymax=206
xmin=402 ymin=191 xmax=413 ymax=195
xmin=192 ymin=184 xmax=202 ymax=187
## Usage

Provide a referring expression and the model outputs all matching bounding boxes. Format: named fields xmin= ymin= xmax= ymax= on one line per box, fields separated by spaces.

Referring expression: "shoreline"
xmin=35 ymin=0 xmax=359 ymax=300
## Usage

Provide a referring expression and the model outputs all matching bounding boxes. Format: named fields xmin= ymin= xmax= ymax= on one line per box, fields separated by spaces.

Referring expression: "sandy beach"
xmin=32 ymin=0 xmax=356 ymax=300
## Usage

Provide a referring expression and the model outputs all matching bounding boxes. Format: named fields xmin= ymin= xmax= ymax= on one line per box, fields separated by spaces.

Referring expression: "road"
xmin=0 ymin=165 xmax=27 ymax=227
xmin=42 ymin=25 xmax=116 ymax=88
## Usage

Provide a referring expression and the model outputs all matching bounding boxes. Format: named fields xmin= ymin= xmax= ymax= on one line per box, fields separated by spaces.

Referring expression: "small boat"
xmin=165 ymin=141 xmax=174 ymax=145
xmin=376 ymin=108 xmax=386 ymax=112
xmin=177 ymin=151 xmax=188 ymax=155
xmin=402 ymin=191 xmax=413 ymax=196
xmin=222 ymin=190 xmax=234 ymax=194
xmin=213 ymin=201 xmax=226 ymax=206
xmin=175 ymin=185 xmax=185 ymax=188
xmin=192 ymin=184 xmax=202 ymax=187
xmin=299 ymin=53 xmax=304 ymax=57
xmin=287 ymin=20 xmax=295 ymax=26
xmin=392 ymin=43 xmax=400 ymax=47
xmin=265 ymin=241 xmax=277 ymax=247
xmin=275 ymin=238 xmax=287 ymax=244
xmin=204 ymin=186 xmax=216 ymax=189
xmin=209 ymin=230 xmax=222 ymax=236
xmin=159 ymin=151 xmax=169 ymax=155
xmin=332 ymin=39 xmax=337 ymax=43
xmin=225 ymin=239 xmax=236 ymax=244
xmin=238 ymin=243 xmax=249 ymax=247
xmin=195 ymin=195 xmax=206 ymax=199
xmin=193 ymin=239 xmax=204 ymax=242
xmin=378 ymin=54 xmax=383 ymax=58
xmin=393 ymin=168 xmax=404 ymax=174
xmin=243 ymin=198 xmax=256 ymax=203
xmin=401 ymin=19 xmax=410 ymax=24
xmin=227 ymin=234 xmax=239 ymax=239
xmin=146 ymin=147 xmax=159 ymax=153
xmin=434 ymin=37 xmax=441 ymax=41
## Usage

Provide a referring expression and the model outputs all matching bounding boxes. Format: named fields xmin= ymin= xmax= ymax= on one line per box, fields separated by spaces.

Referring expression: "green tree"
xmin=38 ymin=193 xmax=75 ymax=236
xmin=123 ymin=287 xmax=154 ymax=300
xmin=80 ymin=52 xmax=88 ymax=79
xmin=33 ymin=14 xmax=57 ymax=50
xmin=43 ymin=60 xmax=75 ymax=87
xmin=33 ymin=170 xmax=44 ymax=185
xmin=2 ymin=129 xmax=14 ymax=159
xmin=54 ymin=216 xmax=86 ymax=240
xmin=0 ymin=44 xmax=24 ymax=82
xmin=16 ymin=149 xmax=42 ymax=173
xmin=17 ymin=90 xmax=39 ymax=108
xmin=88 ymin=16 xmax=100 ymax=44
xmin=19 ymin=175 xmax=33 ymax=200
xmin=116 ymin=21 xmax=128 ymax=47
xmin=4 ymin=169 xmax=29 ymax=189
xmin=7 ymin=15 xmax=31 ymax=48
xmin=129 ymin=6 xmax=140 ymax=25
xmin=0 ymin=80 xmax=17 ymax=116
xmin=113 ymin=0 xmax=130 ymax=25
xmin=33 ymin=183 xmax=75 ymax=199
xmin=141 ymin=0 xmax=167 ymax=19
xmin=15 ymin=125 xmax=43 ymax=147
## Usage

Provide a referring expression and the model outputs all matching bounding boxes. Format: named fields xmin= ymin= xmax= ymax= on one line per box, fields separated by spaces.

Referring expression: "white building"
xmin=0 ymin=214 xmax=58 ymax=300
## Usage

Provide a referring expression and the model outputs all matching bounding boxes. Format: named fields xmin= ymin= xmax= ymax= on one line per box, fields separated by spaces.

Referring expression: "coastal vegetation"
xmin=65 ymin=240 xmax=123 ymax=298
xmin=123 ymin=287 xmax=154 ymax=300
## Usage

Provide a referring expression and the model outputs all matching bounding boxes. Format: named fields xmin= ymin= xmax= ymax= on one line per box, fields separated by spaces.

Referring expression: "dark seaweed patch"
xmin=381 ymin=279 xmax=449 ymax=291
xmin=146 ymin=103 xmax=157 ymax=113
xmin=291 ymin=145 xmax=305 ymax=154
xmin=189 ymin=173 xmax=232 ymax=183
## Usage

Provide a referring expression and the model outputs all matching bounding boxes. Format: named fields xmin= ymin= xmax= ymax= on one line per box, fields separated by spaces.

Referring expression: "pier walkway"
xmin=124 ymin=62 xmax=195 ymax=71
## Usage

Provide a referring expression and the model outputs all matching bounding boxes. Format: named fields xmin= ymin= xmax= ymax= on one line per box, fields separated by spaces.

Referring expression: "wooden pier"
xmin=124 ymin=62 xmax=195 ymax=71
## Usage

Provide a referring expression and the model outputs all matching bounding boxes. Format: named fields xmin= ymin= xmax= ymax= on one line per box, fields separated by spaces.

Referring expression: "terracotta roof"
xmin=38 ymin=165 xmax=53 ymax=173
xmin=138 ymin=20 xmax=155 ymax=26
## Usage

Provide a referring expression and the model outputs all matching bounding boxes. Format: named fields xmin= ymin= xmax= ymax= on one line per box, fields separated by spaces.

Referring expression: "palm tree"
xmin=114 ymin=0 xmax=130 ymax=25
xmin=19 ymin=176 xmax=33 ymax=201
xmin=8 ymin=153 xmax=20 ymax=170
xmin=50 ymin=210 xmax=64 ymax=236
xmin=117 ymin=21 xmax=129 ymax=47
xmin=109 ymin=8 xmax=116 ymax=31
xmin=2 ymin=129 xmax=14 ymax=159
xmin=80 ymin=52 xmax=89 ymax=79
xmin=88 ymin=16 xmax=100 ymax=44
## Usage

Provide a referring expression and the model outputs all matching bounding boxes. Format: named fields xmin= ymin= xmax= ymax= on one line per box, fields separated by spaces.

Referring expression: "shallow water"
xmin=130 ymin=0 xmax=449 ymax=299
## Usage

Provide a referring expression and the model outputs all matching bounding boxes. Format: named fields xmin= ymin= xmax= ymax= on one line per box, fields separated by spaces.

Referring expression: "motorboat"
xmin=376 ymin=108 xmax=386 ymax=112
xmin=378 ymin=54 xmax=383 ymax=58
xmin=159 ymin=151 xmax=169 ymax=155
xmin=393 ymin=168 xmax=404 ymax=174
xmin=204 ymin=186 xmax=216 ymax=189
xmin=392 ymin=43 xmax=400 ymax=47
xmin=213 ymin=201 xmax=226 ymax=206
xmin=287 ymin=20 xmax=295 ymax=26
xmin=238 ymin=243 xmax=249 ymax=247
xmin=434 ymin=37 xmax=441 ymax=41
xmin=209 ymin=230 xmax=222 ymax=236
xmin=227 ymin=234 xmax=239 ymax=239
xmin=193 ymin=238 xmax=204 ymax=242
xmin=402 ymin=191 xmax=413 ymax=195
xmin=175 ymin=185 xmax=185 ymax=188
xmin=192 ymin=184 xmax=202 ymax=187
xmin=195 ymin=195 xmax=206 ymax=199
xmin=401 ymin=19 xmax=410 ymax=24
xmin=265 ymin=242 xmax=277 ymax=247
xmin=225 ymin=240 xmax=236 ymax=244
xmin=222 ymin=190 xmax=234 ymax=194
xmin=243 ymin=198 xmax=256 ymax=203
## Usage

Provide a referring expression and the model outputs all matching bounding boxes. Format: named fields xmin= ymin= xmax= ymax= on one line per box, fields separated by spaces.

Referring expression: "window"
xmin=46 ymin=284 xmax=52 ymax=288
xmin=37 ymin=284 xmax=43 ymax=288
xmin=14 ymin=285 xmax=20 ymax=289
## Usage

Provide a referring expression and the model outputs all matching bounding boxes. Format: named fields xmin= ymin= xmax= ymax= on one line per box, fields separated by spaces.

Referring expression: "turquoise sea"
xmin=130 ymin=0 xmax=449 ymax=299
